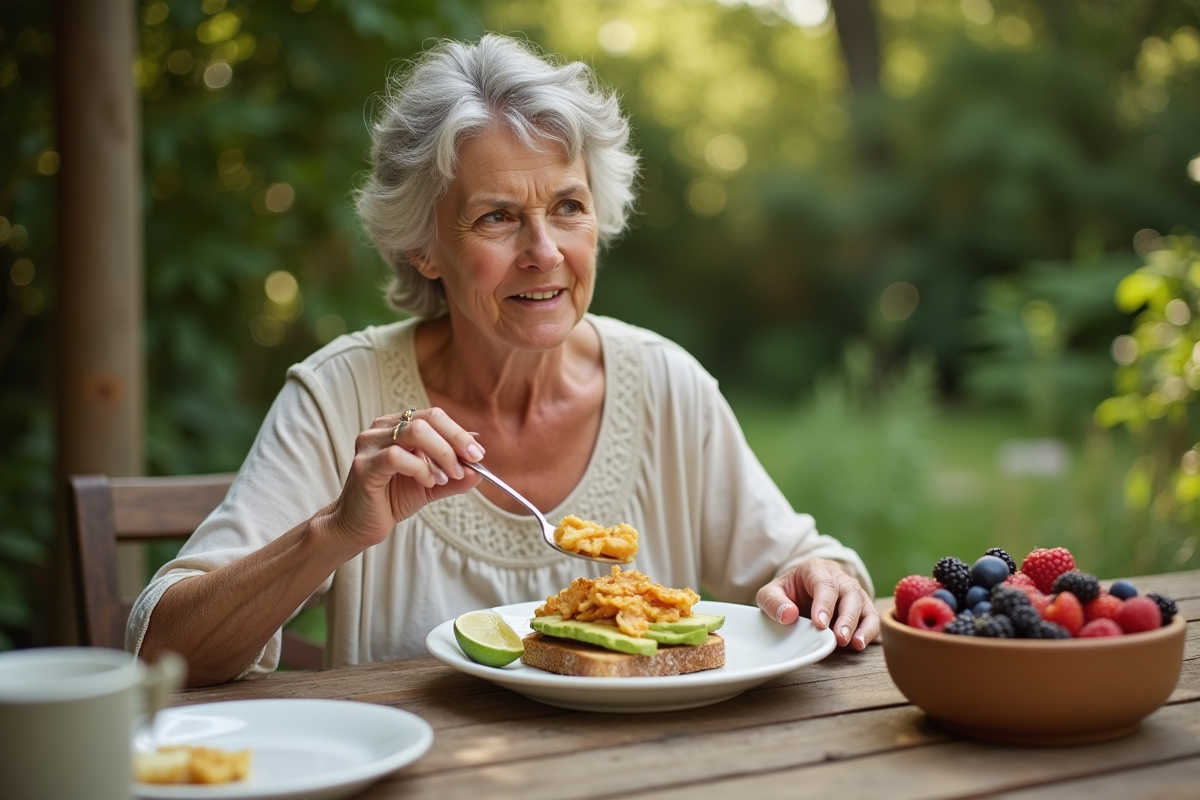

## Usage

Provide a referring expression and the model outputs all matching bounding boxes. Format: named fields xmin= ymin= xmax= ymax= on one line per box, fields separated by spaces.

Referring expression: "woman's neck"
xmin=414 ymin=313 xmax=600 ymax=426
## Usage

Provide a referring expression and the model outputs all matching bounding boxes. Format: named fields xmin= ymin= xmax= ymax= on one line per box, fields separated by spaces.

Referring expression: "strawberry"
xmin=1020 ymin=547 xmax=1076 ymax=593
xmin=893 ymin=575 xmax=942 ymax=623
xmin=1043 ymin=591 xmax=1083 ymax=636
xmin=1002 ymin=572 xmax=1038 ymax=591
xmin=1079 ymin=618 xmax=1123 ymax=638
xmin=1084 ymin=593 xmax=1122 ymax=623
xmin=1115 ymin=596 xmax=1162 ymax=633
xmin=907 ymin=596 xmax=956 ymax=631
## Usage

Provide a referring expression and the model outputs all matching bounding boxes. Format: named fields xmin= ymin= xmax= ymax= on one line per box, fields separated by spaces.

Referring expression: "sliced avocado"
xmin=644 ymin=627 xmax=709 ymax=645
xmin=648 ymin=613 xmax=725 ymax=634
xmin=530 ymin=615 xmax=658 ymax=656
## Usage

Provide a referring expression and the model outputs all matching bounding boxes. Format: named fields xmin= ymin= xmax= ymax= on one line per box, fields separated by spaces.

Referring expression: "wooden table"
xmin=173 ymin=570 xmax=1199 ymax=799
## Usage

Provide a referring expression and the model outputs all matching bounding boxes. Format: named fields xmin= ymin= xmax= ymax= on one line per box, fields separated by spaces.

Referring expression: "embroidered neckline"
xmin=371 ymin=315 xmax=645 ymax=569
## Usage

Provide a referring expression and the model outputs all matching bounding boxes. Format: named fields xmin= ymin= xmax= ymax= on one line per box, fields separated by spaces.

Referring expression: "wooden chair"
xmin=66 ymin=473 xmax=325 ymax=670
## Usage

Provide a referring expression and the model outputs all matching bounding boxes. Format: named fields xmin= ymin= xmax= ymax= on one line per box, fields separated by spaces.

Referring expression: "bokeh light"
xmin=264 ymin=183 xmax=295 ymax=213
xmin=879 ymin=281 xmax=919 ymax=322
xmin=686 ymin=179 xmax=726 ymax=217
xmin=10 ymin=258 xmax=34 ymax=286
xmin=597 ymin=20 xmax=637 ymax=56
xmin=204 ymin=62 xmax=233 ymax=89
xmin=704 ymin=133 xmax=748 ymax=173
xmin=1112 ymin=335 xmax=1139 ymax=365
xmin=264 ymin=270 xmax=299 ymax=305
xmin=315 ymin=314 xmax=347 ymax=344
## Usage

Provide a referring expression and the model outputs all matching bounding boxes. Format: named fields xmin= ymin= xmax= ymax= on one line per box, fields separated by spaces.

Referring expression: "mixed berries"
xmin=891 ymin=546 xmax=1179 ymax=639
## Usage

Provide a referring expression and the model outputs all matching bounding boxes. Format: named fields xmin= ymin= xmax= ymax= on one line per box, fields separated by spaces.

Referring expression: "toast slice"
xmin=520 ymin=632 xmax=725 ymax=677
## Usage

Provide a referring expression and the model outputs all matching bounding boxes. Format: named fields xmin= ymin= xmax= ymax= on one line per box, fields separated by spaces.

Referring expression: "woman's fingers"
xmin=379 ymin=407 xmax=485 ymax=480
xmin=756 ymin=578 xmax=803 ymax=625
xmin=756 ymin=559 xmax=880 ymax=649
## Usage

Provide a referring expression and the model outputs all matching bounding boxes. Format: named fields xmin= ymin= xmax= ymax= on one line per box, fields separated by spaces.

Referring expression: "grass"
xmin=731 ymin=397 xmax=1143 ymax=595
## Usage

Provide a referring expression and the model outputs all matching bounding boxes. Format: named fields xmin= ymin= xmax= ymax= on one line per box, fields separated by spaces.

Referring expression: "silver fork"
xmin=464 ymin=460 xmax=627 ymax=564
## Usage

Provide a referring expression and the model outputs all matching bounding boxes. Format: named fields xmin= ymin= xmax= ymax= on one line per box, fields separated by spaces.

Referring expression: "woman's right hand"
xmin=317 ymin=407 xmax=485 ymax=555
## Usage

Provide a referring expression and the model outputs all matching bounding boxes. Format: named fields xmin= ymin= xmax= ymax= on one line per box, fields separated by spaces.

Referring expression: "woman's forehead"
xmin=450 ymin=128 xmax=589 ymax=203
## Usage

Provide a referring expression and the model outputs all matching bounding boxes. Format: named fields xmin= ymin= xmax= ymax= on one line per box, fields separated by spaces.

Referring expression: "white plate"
xmin=425 ymin=600 xmax=836 ymax=713
xmin=133 ymin=698 xmax=433 ymax=800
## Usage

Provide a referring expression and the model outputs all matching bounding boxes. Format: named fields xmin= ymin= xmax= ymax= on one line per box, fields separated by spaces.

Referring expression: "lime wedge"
xmin=453 ymin=610 xmax=525 ymax=668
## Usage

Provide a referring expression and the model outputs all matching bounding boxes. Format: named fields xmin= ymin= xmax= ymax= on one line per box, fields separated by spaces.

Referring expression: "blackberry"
xmin=974 ymin=613 xmax=1015 ymax=638
xmin=1007 ymin=605 xmax=1042 ymax=637
xmin=944 ymin=612 xmax=976 ymax=636
xmin=1146 ymin=592 xmax=1178 ymax=625
xmin=1027 ymin=620 xmax=1070 ymax=640
xmin=985 ymin=547 xmax=1017 ymax=575
xmin=1051 ymin=570 xmax=1101 ymax=604
xmin=933 ymin=556 xmax=971 ymax=604
xmin=990 ymin=584 xmax=1031 ymax=617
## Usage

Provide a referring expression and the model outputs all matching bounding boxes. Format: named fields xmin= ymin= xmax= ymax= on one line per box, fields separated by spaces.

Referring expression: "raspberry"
xmin=1044 ymin=591 xmax=1084 ymax=636
xmin=984 ymin=547 xmax=1017 ymax=575
xmin=974 ymin=613 xmax=1015 ymax=638
xmin=1051 ymin=570 xmax=1101 ymax=604
xmin=1084 ymin=593 xmax=1122 ymax=623
xmin=1115 ymin=596 xmax=1162 ymax=633
xmin=1146 ymin=593 xmax=1178 ymax=626
xmin=1002 ymin=572 xmax=1038 ymax=591
xmin=907 ymin=596 xmax=956 ymax=631
xmin=1022 ymin=587 xmax=1051 ymax=616
xmin=933 ymin=556 xmax=972 ymax=604
xmin=1079 ymin=618 xmax=1123 ymax=638
xmin=893 ymin=575 xmax=942 ymax=623
xmin=1021 ymin=547 xmax=1076 ymax=593
xmin=944 ymin=612 xmax=976 ymax=636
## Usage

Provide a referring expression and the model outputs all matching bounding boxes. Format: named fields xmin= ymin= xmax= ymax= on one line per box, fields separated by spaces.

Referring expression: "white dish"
xmin=425 ymin=600 xmax=837 ymax=713
xmin=133 ymin=698 xmax=433 ymax=800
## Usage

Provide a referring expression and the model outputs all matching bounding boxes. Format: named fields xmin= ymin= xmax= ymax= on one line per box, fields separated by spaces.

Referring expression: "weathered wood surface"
xmin=173 ymin=569 xmax=1200 ymax=799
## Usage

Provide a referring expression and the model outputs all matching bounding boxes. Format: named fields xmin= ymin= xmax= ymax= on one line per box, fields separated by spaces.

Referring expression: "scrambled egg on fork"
xmin=553 ymin=515 xmax=639 ymax=562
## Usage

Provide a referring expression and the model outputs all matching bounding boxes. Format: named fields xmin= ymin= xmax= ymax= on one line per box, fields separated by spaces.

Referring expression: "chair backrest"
xmin=66 ymin=474 xmax=324 ymax=669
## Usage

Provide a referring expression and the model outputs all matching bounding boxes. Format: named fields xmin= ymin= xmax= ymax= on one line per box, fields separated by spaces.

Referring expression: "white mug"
xmin=0 ymin=647 xmax=184 ymax=800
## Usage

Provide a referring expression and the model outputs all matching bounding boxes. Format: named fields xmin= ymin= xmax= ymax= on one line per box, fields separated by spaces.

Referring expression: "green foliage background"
xmin=2 ymin=0 xmax=1200 ymax=647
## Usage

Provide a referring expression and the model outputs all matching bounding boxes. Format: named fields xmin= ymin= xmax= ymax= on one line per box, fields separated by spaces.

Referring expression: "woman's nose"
xmin=521 ymin=218 xmax=560 ymax=271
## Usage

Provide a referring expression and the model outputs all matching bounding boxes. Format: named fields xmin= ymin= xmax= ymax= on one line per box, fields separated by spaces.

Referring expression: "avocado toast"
xmin=521 ymin=613 xmax=726 ymax=677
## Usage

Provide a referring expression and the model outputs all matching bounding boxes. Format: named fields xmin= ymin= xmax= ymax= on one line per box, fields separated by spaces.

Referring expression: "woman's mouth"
xmin=515 ymin=290 xmax=562 ymax=301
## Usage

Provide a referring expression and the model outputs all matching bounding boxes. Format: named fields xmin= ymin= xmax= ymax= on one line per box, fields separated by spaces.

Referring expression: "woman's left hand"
xmin=755 ymin=558 xmax=879 ymax=650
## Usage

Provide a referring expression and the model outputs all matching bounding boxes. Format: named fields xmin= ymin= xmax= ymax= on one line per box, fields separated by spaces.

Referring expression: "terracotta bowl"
xmin=880 ymin=609 xmax=1187 ymax=745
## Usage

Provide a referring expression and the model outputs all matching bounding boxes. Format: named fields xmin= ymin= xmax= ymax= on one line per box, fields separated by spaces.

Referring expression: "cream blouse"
xmin=127 ymin=315 xmax=873 ymax=674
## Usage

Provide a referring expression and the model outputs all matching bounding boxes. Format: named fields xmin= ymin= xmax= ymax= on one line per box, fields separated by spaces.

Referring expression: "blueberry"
xmin=970 ymin=555 xmax=1010 ymax=590
xmin=971 ymin=601 xmax=992 ymax=616
xmin=965 ymin=585 xmax=990 ymax=608
xmin=931 ymin=588 xmax=958 ymax=613
xmin=1109 ymin=580 xmax=1138 ymax=600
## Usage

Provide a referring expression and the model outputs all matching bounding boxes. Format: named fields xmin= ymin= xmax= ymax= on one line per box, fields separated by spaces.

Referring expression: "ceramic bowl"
xmin=880 ymin=608 xmax=1187 ymax=745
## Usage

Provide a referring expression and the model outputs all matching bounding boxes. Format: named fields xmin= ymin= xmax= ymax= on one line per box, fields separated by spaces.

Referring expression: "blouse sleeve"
xmin=125 ymin=345 xmax=369 ymax=676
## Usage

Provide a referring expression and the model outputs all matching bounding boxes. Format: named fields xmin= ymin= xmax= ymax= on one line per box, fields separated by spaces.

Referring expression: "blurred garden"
xmin=2 ymin=0 xmax=1200 ymax=649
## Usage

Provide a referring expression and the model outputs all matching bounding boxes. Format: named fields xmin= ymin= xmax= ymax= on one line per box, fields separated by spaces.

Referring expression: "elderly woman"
xmin=132 ymin=34 xmax=878 ymax=686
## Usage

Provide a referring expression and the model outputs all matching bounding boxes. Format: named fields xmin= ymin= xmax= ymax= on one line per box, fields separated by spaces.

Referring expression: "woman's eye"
xmin=480 ymin=211 xmax=506 ymax=224
xmin=560 ymin=200 xmax=581 ymax=214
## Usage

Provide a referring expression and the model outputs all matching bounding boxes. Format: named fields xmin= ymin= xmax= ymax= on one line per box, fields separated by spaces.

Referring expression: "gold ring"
xmin=391 ymin=408 xmax=417 ymax=441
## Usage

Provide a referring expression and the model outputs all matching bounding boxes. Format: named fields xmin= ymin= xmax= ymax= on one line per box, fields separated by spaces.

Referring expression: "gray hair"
xmin=355 ymin=34 xmax=640 ymax=319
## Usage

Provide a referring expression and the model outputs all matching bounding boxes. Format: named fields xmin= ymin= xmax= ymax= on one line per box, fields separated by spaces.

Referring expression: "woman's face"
xmin=417 ymin=125 xmax=599 ymax=352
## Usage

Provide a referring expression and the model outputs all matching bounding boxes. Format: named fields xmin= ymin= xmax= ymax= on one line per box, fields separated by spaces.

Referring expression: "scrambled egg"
xmin=134 ymin=746 xmax=251 ymax=785
xmin=554 ymin=515 xmax=638 ymax=562
xmin=535 ymin=566 xmax=700 ymax=637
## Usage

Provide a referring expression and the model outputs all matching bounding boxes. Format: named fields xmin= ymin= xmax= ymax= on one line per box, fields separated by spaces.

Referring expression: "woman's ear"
xmin=408 ymin=249 xmax=439 ymax=279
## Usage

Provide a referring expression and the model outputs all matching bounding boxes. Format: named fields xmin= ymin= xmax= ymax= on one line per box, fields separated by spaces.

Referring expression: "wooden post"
xmin=52 ymin=0 xmax=143 ymax=643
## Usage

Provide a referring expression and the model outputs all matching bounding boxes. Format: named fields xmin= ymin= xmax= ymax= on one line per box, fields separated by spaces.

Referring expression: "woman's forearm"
xmin=139 ymin=509 xmax=353 ymax=686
